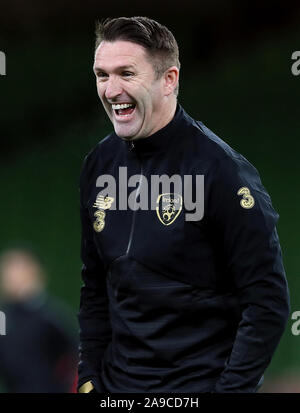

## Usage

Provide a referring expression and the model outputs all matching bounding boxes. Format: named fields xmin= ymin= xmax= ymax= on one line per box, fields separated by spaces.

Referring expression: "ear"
xmin=163 ymin=66 xmax=179 ymax=96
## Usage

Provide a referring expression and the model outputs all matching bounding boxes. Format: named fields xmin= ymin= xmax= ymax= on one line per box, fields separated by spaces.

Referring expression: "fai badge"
xmin=156 ymin=193 xmax=183 ymax=226
xmin=93 ymin=195 xmax=114 ymax=232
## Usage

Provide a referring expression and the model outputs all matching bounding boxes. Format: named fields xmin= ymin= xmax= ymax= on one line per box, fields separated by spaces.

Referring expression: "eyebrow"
xmin=93 ymin=64 xmax=136 ymax=73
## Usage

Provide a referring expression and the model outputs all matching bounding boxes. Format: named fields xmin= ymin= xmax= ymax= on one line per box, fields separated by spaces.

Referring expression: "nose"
xmin=104 ymin=76 xmax=123 ymax=100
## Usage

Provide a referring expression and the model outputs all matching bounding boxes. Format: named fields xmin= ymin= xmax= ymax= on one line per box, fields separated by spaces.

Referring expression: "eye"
xmin=122 ymin=71 xmax=134 ymax=77
xmin=96 ymin=71 xmax=108 ymax=80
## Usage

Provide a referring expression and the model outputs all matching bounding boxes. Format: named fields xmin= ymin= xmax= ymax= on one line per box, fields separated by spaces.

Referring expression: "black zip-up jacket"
xmin=78 ymin=104 xmax=290 ymax=393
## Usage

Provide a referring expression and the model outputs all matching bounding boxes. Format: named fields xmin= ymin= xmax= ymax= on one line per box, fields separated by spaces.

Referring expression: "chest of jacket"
xmin=86 ymin=142 xmax=227 ymax=292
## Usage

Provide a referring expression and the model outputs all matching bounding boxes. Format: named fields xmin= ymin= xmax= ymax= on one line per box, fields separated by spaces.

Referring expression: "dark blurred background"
xmin=0 ymin=0 xmax=300 ymax=392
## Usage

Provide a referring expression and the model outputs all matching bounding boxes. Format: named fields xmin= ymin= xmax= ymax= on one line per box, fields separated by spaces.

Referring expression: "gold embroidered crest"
xmin=93 ymin=195 xmax=114 ymax=232
xmin=156 ymin=193 xmax=183 ymax=226
xmin=237 ymin=187 xmax=255 ymax=209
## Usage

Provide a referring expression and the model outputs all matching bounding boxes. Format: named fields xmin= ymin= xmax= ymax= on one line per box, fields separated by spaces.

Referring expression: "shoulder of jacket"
xmin=80 ymin=133 xmax=117 ymax=179
xmin=185 ymin=117 xmax=259 ymax=176
xmin=84 ymin=133 xmax=116 ymax=164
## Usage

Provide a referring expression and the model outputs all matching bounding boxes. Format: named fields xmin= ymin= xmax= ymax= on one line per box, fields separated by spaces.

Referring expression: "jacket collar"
xmin=118 ymin=103 xmax=186 ymax=155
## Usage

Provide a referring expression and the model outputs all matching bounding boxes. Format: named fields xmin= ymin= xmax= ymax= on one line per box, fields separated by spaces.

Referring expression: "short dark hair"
xmin=95 ymin=16 xmax=180 ymax=80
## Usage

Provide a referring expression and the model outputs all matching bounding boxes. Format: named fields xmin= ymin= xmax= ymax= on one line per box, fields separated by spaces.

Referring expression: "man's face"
xmin=93 ymin=40 xmax=169 ymax=140
xmin=0 ymin=253 xmax=43 ymax=301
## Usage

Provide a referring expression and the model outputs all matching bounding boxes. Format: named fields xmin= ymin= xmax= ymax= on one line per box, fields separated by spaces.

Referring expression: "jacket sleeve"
xmin=208 ymin=156 xmax=290 ymax=393
xmin=77 ymin=155 xmax=112 ymax=392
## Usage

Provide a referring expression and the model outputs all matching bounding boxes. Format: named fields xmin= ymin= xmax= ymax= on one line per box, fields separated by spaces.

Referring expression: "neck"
xmin=146 ymin=98 xmax=177 ymax=139
xmin=161 ymin=98 xmax=177 ymax=130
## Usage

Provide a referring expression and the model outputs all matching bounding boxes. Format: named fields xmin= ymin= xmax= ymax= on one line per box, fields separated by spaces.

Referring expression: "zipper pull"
xmin=130 ymin=141 xmax=135 ymax=151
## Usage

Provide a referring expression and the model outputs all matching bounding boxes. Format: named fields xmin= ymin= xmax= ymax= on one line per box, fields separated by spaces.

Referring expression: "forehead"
xmin=94 ymin=40 xmax=151 ymax=71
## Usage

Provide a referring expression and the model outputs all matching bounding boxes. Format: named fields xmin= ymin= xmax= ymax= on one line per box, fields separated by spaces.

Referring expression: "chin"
xmin=114 ymin=129 xmax=131 ymax=139
xmin=114 ymin=125 xmax=139 ymax=140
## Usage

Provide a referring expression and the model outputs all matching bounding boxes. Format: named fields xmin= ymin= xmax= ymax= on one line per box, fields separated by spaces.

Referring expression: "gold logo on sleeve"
xmin=237 ymin=187 xmax=255 ymax=209
xmin=93 ymin=195 xmax=115 ymax=232
xmin=156 ymin=193 xmax=182 ymax=225
xmin=93 ymin=195 xmax=114 ymax=210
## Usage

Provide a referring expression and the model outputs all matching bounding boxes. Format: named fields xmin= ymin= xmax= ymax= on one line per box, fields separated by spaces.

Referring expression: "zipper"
xmin=126 ymin=142 xmax=143 ymax=255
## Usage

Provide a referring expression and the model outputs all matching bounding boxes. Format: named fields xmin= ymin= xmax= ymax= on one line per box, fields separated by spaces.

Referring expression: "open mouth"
xmin=112 ymin=103 xmax=136 ymax=117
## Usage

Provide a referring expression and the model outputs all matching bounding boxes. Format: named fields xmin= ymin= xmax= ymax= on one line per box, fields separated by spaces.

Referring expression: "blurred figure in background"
xmin=0 ymin=247 xmax=77 ymax=392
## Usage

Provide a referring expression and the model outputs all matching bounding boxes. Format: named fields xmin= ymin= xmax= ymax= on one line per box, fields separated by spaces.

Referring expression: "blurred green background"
xmin=0 ymin=0 xmax=299 ymax=392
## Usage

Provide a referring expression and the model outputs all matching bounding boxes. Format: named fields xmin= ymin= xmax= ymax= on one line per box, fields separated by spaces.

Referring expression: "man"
xmin=0 ymin=247 xmax=77 ymax=392
xmin=77 ymin=16 xmax=290 ymax=393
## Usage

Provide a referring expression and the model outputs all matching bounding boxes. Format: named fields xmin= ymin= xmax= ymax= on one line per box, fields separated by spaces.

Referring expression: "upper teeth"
xmin=112 ymin=103 xmax=134 ymax=110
